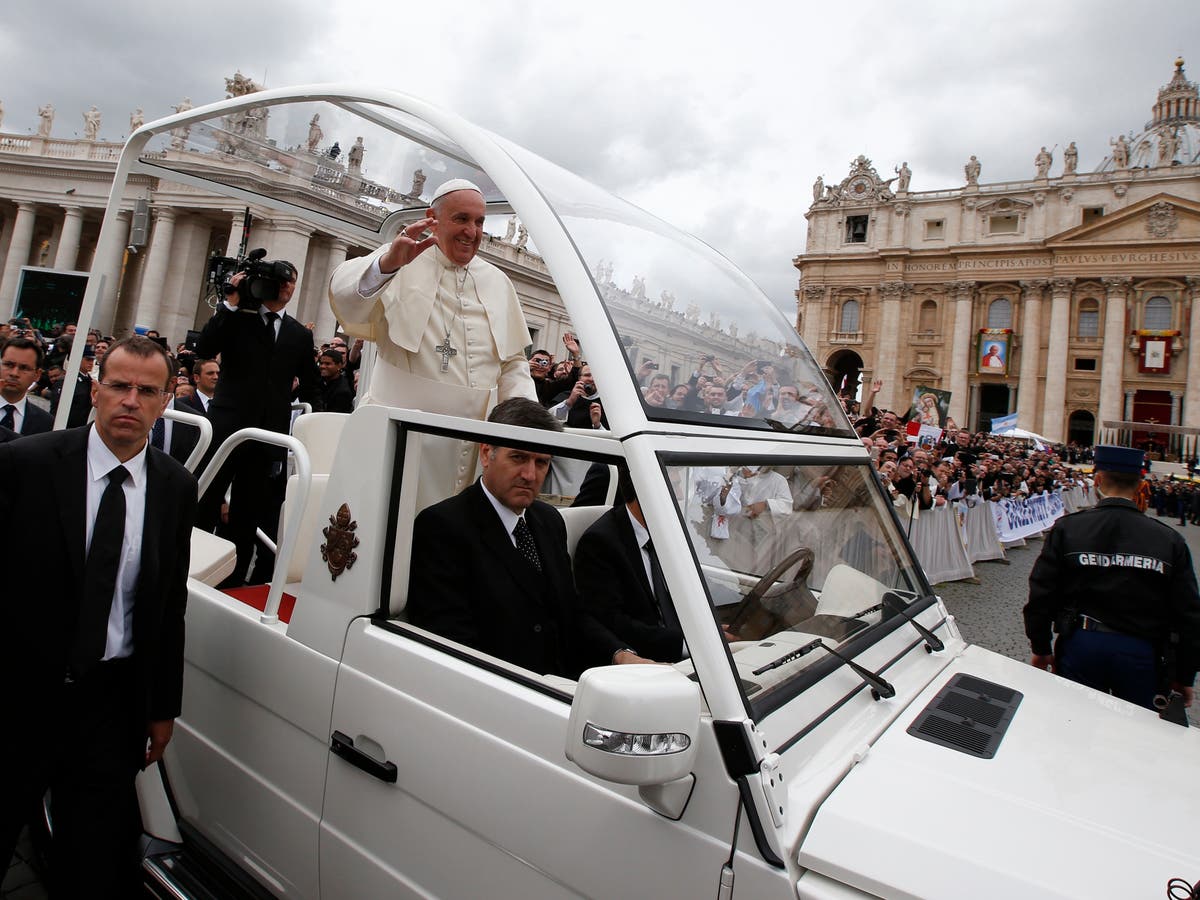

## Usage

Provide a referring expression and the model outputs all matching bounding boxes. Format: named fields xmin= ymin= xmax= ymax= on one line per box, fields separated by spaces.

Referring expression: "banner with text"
xmin=990 ymin=491 xmax=1066 ymax=542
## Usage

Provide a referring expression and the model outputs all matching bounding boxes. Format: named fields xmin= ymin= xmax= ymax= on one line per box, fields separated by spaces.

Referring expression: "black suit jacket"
xmin=318 ymin=374 xmax=355 ymax=414
xmin=178 ymin=391 xmax=210 ymax=417
xmin=0 ymin=427 xmax=197 ymax=725
xmin=165 ymin=399 xmax=201 ymax=466
xmin=196 ymin=306 xmax=322 ymax=439
xmin=408 ymin=481 xmax=621 ymax=677
xmin=573 ymin=505 xmax=685 ymax=663
xmin=15 ymin=400 xmax=53 ymax=436
xmin=50 ymin=373 xmax=94 ymax=429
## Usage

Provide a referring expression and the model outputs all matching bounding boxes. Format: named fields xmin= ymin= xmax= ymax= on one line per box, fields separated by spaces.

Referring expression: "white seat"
xmin=291 ymin=412 xmax=349 ymax=474
xmin=817 ymin=563 xmax=887 ymax=617
xmin=558 ymin=505 xmax=609 ymax=559
xmin=190 ymin=528 xmax=237 ymax=586
xmin=281 ymin=474 xmax=330 ymax=584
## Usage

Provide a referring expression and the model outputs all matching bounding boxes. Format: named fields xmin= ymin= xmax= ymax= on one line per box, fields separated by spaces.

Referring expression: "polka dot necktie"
xmin=513 ymin=518 xmax=542 ymax=572
xmin=0 ymin=404 xmax=14 ymax=432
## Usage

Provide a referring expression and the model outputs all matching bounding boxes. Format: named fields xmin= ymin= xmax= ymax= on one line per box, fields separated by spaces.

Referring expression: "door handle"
xmin=330 ymin=731 xmax=398 ymax=784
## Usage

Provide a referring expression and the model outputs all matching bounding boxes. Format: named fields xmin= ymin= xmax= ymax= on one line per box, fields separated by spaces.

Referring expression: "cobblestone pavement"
xmin=937 ymin=514 xmax=1200 ymax=726
xmin=6 ymin=515 xmax=1198 ymax=898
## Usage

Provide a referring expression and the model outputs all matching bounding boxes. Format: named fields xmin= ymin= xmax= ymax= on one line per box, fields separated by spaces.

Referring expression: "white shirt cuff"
xmin=358 ymin=257 xmax=395 ymax=297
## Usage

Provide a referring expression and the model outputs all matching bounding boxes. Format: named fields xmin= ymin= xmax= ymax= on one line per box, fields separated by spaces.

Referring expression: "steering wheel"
xmin=726 ymin=546 xmax=816 ymax=628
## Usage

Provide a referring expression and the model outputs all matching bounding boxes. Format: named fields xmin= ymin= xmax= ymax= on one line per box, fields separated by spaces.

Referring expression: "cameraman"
xmin=196 ymin=257 xmax=322 ymax=587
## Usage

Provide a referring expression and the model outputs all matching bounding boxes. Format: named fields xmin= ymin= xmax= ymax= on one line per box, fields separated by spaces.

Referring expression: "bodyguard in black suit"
xmin=408 ymin=399 xmax=645 ymax=677
xmin=574 ymin=478 xmax=686 ymax=663
xmin=0 ymin=336 xmax=53 ymax=437
xmin=0 ymin=337 xmax=197 ymax=898
xmin=150 ymin=397 xmax=203 ymax=467
xmin=196 ymin=261 xmax=322 ymax=584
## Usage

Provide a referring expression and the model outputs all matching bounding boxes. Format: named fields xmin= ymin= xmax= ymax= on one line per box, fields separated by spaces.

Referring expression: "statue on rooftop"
xmin=515 ymin=224 xmax=528 ymax=250
xmin=306 ymin=114 xmax=323 ymax=153
xmin=1034 ymin=146 xmax=1053 ymax=178
xmin=348 ymin=136 xmax=365 ymax=173
xmin=895 ymin=161 xmax=911 ymax=193
xmin=1110 ymin=134 xmax=1130 ymax=169
xmin=505 ymin=216 xmax=518 ymax=243
xmin=37 ymin=103 xmax=54 ymax=137
xmin=812 ymin=175 xmax=824 ymax=203
xmin=410 ymin=168 xmax=426 ymax=198
xmin=130 ymin=108 xmax=144 ymax=132
xmin=1062 ymin=141 xmax=1078 ymax=175
xmin=964 ymin=155 xmax=981 ymax=186
xmin=82 ymin=106 xmax=101 ymax=141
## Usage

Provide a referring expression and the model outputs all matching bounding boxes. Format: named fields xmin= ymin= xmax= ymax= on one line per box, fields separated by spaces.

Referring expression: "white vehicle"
xmin=63 ymin=87 xmax=1198 ymax=899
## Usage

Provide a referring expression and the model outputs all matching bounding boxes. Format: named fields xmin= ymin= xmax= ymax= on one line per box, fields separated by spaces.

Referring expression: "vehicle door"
xmin=319 ymin=420 xmax=744 ymax=899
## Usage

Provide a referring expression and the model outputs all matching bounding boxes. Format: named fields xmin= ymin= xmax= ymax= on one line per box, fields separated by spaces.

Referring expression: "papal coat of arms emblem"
xmin=321 ymin=503 xmax=360 ymax=580
xmin=1145 ymin=201 xmax=1178 ymax=239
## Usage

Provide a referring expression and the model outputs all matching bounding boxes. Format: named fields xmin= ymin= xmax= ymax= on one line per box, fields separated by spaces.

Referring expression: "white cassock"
xmin=329 ymin=244 xmax=537 ymax=504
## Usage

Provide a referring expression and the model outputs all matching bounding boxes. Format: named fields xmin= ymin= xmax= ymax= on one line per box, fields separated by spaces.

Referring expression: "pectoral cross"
xmin=435 ymin=339 xmax=458 ymax=373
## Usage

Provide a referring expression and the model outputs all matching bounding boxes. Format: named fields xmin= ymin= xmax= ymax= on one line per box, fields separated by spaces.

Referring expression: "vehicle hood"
xmin=797 ymin=645 xmax=1200 ymax=900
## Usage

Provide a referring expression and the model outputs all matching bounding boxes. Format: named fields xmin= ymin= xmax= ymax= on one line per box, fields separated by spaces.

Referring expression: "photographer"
xmin=196 ymin=254 xmax=322 ymax=587
xmin=549 ymin=363 xmax=605 ymax=429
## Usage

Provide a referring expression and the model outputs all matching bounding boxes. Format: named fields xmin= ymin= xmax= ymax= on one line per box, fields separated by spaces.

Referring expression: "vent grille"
xmin=907 ymin=673 xmax=1023 ymax=759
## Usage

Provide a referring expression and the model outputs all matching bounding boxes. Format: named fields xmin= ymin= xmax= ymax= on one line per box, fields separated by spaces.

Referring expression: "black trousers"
xmin=197 ymin=435 xmax=287 ymax=585
xmin=1 ymin=660 xmax=144 ymax=899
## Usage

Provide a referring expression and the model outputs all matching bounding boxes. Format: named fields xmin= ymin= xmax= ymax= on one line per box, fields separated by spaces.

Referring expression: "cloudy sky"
xmin=2 ymin=0 xmax=1196 ymax=309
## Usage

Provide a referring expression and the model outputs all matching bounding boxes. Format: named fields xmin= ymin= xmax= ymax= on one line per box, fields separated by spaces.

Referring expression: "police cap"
xmin=1092 ymin=445 xmax=1144 ymax=474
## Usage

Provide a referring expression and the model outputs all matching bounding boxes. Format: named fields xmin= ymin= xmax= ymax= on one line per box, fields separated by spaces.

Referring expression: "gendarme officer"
xmin=1024 ymin=445 xmax=1200 ymax=712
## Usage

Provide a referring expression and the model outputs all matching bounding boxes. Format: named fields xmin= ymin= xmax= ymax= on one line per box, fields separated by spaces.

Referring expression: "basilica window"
xmin=839 ymin=299 xmax=861 ymax=333
xmin=917 ymin=300 xmax=938 ymax=334
xmin=844 ymin=215 xmax=869 ymax=243
xmin=924 ymin=219 xmax=945 ymax=239
xmin=986 ymin=297 xmax=1012 ymax=329
xmin=1077 ymin=298 xmax=1099 ymax=338
xmin=1081 ymin=206 xmax=1105 ymax=226
xmin=1143 ymin=296 xmax=1172 ymax=330
xmin=988 ymin=214 xmax=1019 ymax=235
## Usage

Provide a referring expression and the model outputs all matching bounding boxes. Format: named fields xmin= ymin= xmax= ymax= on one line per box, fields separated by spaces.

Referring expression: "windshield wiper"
xmin=753 ymin=639 xmax=895 ymax=701
xmin=882 ymin=591 xmax=944 ymax=653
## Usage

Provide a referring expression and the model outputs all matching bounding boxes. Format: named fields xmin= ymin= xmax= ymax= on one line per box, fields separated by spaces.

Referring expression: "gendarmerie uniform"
xmin=1023 ymin=445 xmax=1200 ymax=709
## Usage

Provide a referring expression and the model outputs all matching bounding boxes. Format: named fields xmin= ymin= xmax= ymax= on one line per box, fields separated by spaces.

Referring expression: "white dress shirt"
xmin=1 ymin=393 xmax=28 ymax=432
xmin=480 ymin=479 xmax=524 ymax=548
xmin=86 ymin=425 xmax=148 ymax=660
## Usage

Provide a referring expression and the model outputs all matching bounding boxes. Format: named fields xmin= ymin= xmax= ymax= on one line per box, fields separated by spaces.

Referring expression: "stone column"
xmin=101 ymin=211 xmax=133 ymax=336
xmin=132 ymin=209 xmax=177 ymax=331
xmin=1123 ymin=390 xmax=1135 ymax=421
xmin=1016 ymin=279 xmax=1046 ymax=431
xmin=1097 ymin=277 xmax=1130 ymax=430
xmin=224 ymin=210 xmax=250 ymax=258
xmin=314 ymin=238 xmax=349 ymax=341
xmin=1170 ymin=390 xmax=1183 ymax=457
xmin=800 ymin=284 xmax=824 ymax=351
xmin=875 ymin=282 xmax=905 ymax=410
xmin=948 ymin=281 xmax=976 ymax=425
xmin=0 ymin=203 xmax=38 ymax=308
xmin=55 ymin=206 xmax=84 ymax=270
xmin=1041 ymin=278 xmax=1073 ymax=441
xmin=1184 ymin=277 xmax=1200 ymax=430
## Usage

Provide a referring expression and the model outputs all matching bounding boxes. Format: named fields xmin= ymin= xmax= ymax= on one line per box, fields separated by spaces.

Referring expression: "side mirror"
xmin=565 ymin=665 xmax=700 ymax=787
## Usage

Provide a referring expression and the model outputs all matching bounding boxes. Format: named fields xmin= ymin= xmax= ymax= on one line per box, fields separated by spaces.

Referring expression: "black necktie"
xmin=0 ymin=403 xmax=14 ymax=432
xmin=265 ymin=311 xmax=280 ymax=341
xmin=151 ymin=417 xmax=166 ymax=450
xmin=71 ymin=465 xmax=130 ymax=675
xmin=644 ymin=538 xmax=681 ymax=632
xmin=513 ymin=518 xmax=542 ymax=572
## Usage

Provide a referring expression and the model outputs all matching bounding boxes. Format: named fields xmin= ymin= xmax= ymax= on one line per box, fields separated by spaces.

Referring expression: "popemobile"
xmin=51 ymin=86 xmax=1200 ymax=899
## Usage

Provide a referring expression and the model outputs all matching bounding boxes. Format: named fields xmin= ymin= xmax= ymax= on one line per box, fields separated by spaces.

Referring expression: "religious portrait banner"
xmin=1137 ymin=330 xmax=1178 ymax=374
xmin=977 ymin=329 xmax=1011 ymax=375
xmin=909 ymin=385 xmax=952 ymax=428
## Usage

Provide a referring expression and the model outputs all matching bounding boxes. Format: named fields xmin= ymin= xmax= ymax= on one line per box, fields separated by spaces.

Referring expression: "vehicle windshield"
xmin=497 ymin=137 xmax=854 ymax=438
xmin=665 ymin=457 xmax=927 ymax=714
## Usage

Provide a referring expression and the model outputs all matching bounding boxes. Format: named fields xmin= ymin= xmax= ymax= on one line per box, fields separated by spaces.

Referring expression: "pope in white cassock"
xmin=329 ymin=179 xmax=537 ymax=498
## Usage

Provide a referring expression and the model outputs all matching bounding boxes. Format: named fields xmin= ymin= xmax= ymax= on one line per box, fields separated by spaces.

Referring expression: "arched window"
xmin=987 ymin=297 xmax=1012 ymax=329
xmin=1144 ymin=296 xmax=1172 ymax=330
xmin=839 ymin=299 xmax=861 ymax=333
xmin=918 ymin=300 xmax=937 ymax=334
xmin=1077 ymin=298 xmax=1100 ymax=338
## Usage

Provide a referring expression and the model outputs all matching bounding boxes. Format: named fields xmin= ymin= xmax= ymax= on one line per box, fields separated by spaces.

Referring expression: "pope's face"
xmin=432 ymin=190 xmax=486 ymax=266
xmin=480 ymin=444 xmax=551 ymax=512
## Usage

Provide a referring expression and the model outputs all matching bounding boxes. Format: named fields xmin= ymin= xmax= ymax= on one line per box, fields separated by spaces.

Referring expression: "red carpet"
xmin=221 ymin=585 xmax=297 ymax=624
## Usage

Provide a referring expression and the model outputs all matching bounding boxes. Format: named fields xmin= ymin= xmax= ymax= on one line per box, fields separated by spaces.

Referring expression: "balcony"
xmin=830 ymin=331 xmax=863 ymax=345
xmin=909 ymin=331 xmax=942 ymax=345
